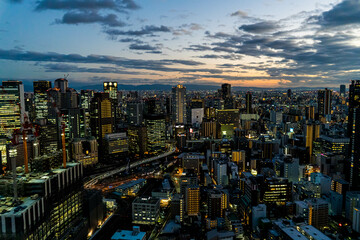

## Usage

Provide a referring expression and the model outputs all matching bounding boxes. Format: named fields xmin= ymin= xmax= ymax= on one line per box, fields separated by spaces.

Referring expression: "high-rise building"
xmin=132 ymin=197 xmax=160 ymax=225
xmin=214 ymin=160 xmax=228 ymax=185
xmin=80 ymin=90 xmax=94 ymax=135
xmin=0 ymin=81 xmax=25 ymax=137
xmin=54 ymin=78 xmax=68 ymax=93
xmin=245 ymin=92 xmax=252 ymax=114
xmin=33 ymin=80 xmax=51 ymax=122
xmin=345 ymin=191 xmax=360 ymax=221
xmin=348 ymin=80 xmax=360 ymax=190
xmin=221 ymin=83 xmax=233 ymax=109
xmin=340 ymin=84 xmax=346 ymax=97
xmin=71 ymin=137 xmax=98 ymax=166
xmin=103 ymin=81 xmax=118 ymax=100
xmin=185 ymin=185 xmax=200 ymax=216
xmin=317 ymin=88 xmax=332 ymax=117
xmin=90 ymin=93 xmax=113 ymax=142
xmin=252 ymin=204 xmax=266 ymax=230
xmin=145 ymin=114 xmax=166 ymax=155
xmin=306 ymin=198 xmax=329 ymax=229
xmin=353 ymin=207 xmax=360 ymax=233
xmin=172 ymin=84 xmax=186 ymax=124
xmin=207 ymin=189 xmax=228 ymax=219
xmin=127 ymin=101 xmax=143 ymax=125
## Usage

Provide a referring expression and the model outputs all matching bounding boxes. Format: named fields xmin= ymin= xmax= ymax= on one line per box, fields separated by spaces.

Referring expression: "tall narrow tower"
xmin=172 ymin=84 xmax=186 ymax=124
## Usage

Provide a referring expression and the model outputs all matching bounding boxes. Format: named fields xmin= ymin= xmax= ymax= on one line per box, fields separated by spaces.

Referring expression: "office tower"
xmin=201 ymin=120 xmax=218 ymax=139
xmin=245 ymin=92 xmax=253 ymax=114
xmin=305 ymin=123 xmax=320 ymax=162
xmin=252 ymin=204 xmax=266 ymax=230
xmin=191 ymin=108 xmax=204 ymax=126
xmin=144 ymin=98 xmax=165 ymax=115
xmin=80 ymin=90 xmax=94 ymax=135
xmin=345 ymin=191 xmax=360 ymax=221
xmin=215 ymin=160 xmax=228 ymax=185
xmin=70 ymin=136 xmax=98 ymax=166
xmin=340 ymin=84 xmax=346 ymax=97
xmin=329 ymin=191 xmax=343 ymax=216
xmin=221 ymin=83 xmax=233 ymax=109
xmin=305 ymin=106 xmax=315 ymax=120
xmin=283 ymin=158 xmax=299 ymax=183
xmin=61 ymin=87 xmax=78 ymax=109
xmin=348 ymin=80 xmax=360 ymax=190
xmin=127 ymin=125 xmax=147 ymax=157
xmin=207 ymin=189 xmax=228 ymax=219
xmin=182 ymin=153 xmax=202 ymax=173
xmin=0 ymin=163 xmax=85 ymax=239
xmin=145 ymin=114 xmax=166 ymax=155
xmin=185 ymin=185 xmax=200 ymax=216
xmin=262 ymin=178 xmax=292 ymax=203
xmin=180 ymin=173 xmax=198 ymax=195
xmin=172 ymin=84 xmax=186 ymax=124
xmin=127 ymin=101 xmax=143 ymax=125
xmin=90 ymin=93 xmax=113 ymax=142
xmin=33 ymin=80 xmax=51 ymax=122
xmin=61 ymin=108 xmax=86 ymax=141
xmin=54 ymin=78 xmax=68 ymax=93
xmin=0 ymin=81 xmax=25 ymax=137
xmin=47 ymin=87 xmax=62 ymax=124
xmin=331 ymin=179 xmax=349 ymax=195
xmin=103 ymin=81 xmax=118 ymax=100
xmin=317 ymin=88 xmax=332 ymax=117
xmin=38 ymin=120 xmax=58 ymax=155
xmin=132 ymin=197 xmax=160 ymax=225
xmin=103 ymin=133 xmax=129 ymax=161
xmin=306 ymin=198 xmax=329 ymax=229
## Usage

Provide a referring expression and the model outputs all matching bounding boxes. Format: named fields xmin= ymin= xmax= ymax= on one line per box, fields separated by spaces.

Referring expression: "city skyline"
xmin=1 ymin=0 xmax=360 ymax=88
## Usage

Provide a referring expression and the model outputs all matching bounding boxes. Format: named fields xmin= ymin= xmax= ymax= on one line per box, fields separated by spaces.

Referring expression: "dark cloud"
xmin=239 ymin=21 xmax=279 ymax=33
xmin=35 ymin=0 xmax=140 ymax=12
xmin=105 ymin=25 xmax=171 ymax=36
xmin=0 ymin=49 xmax=207 ymax=74
xmin=312 ymin=0 xmax=360 ymax=27
xmin=129 ymin=43 xmax=157 ymax=51
xmin=55 ymin=11 xmax=126 ymax=27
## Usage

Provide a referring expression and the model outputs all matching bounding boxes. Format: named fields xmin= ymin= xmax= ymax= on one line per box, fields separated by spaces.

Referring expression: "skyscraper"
xmin=221 ymin=83 xmax=233 ymax=109
xmin=348 ymin=80 xmax=360 ymax=190
xmin=0 ymin=81 xmax=25 ymax=137
xmin=246 ymin=92 xmax=253 ymax=114
xmin=317 ymin=88 xmax=332 ymax=117
xmin=340 ymin=84 xmax=346 ymax=97
xmin=103 ymin=81 xmax=118 ymax=100
xmin=54 ymin=78 xmax=68 ymax=93
xmin=33 ymin=80 xmax=51 ymax=122
xmin=185 ymin=185 xmax=200 ymax=216
xmin=90 ymin=93 xmax=113 ymax=141
xmin=172 ymin=84 xmax=186 ymax=124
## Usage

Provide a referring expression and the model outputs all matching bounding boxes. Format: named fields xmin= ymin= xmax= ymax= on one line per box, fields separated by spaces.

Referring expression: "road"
xmin=84 ymin=146 xmax=176 ymax=189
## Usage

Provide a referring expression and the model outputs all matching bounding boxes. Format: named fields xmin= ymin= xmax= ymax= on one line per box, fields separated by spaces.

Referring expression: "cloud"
xmin=35 ymin=0 xmax=140 ymax=12
xmin=129 ymin=43 xmax=157 ymax=51
xmin=105 ymin=25 xmax=171 ymax=37
xmin=311 ymin=0 xmax=360 ymax=27
xmin=239 ymin=21 xmax=280 ymax=33
xmin=7 ymin=0 xmax=22 ymax=3
xmin=231 ymin=10 xmax=248 ymax=18
xmin=55 ymin=11 xmax=126 ymax=27
xmin=0 ymin=48 xmax=207 ymax=73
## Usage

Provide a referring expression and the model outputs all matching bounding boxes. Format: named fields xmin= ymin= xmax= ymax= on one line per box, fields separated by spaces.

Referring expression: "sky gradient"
xmin=1 ymin=0 xmax=359 ymax=88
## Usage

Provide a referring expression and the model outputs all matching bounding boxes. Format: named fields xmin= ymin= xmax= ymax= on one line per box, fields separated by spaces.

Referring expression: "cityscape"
xmin=1 ymin=0 xmax=360 ymax=240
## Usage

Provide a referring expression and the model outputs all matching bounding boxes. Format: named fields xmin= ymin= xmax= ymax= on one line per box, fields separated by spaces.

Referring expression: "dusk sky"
xmin=1 ymin=0 xmax=360 ymax=88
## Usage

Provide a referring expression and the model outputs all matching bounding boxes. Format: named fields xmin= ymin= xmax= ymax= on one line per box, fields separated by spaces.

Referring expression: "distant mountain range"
xmin=20 ymin=81 xmax=332 ymax=92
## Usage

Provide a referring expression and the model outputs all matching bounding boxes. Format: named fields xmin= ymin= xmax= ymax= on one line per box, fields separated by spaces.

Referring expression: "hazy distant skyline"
xmin=1 ymin=0 xmax=359 ymax=88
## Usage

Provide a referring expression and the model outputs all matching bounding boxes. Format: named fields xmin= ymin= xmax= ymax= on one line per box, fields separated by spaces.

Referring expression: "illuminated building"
xmin=214 ymin=160 xmax=228 ymax=185
xmin=305 ymin=123 xmax=320 ymax=162
xmin=0 ymin=163 xmax=85 ymax=239
xmin=145 ymin=114 xmax=166 ymax=155
xmin=180 ymin=173 xmax=198 ymax=195
xmin=246 ymin=92 xmax=252 ymax=114
xmin=61 ymin=108 xmax=86 ymax=141
xmin=127 ymin=101 xmax=143 ymax=125
xmin=0 ymin=81 xmax=25 ymax=137
xmin=331 ymin=178 xmax=349 ymax=195
xmin=207 ymin=189 xmax=228 ymax=219
xmin=182 ymin=153 xmax=204 ymax=173
xmin=132 ymin=197 xmax=160 ymax=225
xmin=348 ymin=80 xmax=360 ymax=190
xmin=127 ymin=125 xmax=147 ymax=157
xmin=221 ymin=83 xmax=234 ymax=109
xmin=185 ymin=185 xmax=200 ymax=216
xmin=115 ymin=179 xmax=146 ymax=197
xmin=33 ymin=80 xmax=51 ymax=122
xmin=306 ymin=198 xmax=329 ymax=229
xmin=103 ymin=133 xmax=128 ymax=161
xmin=217 ymin=109 xmax=239 ymax=125
xmin=172 ymin=84 xmax=186 ymax=124
xmin=321 ymin=135 xmax=349 ymax=154
xmin=71 ymin=137 xmax=98 ymax=166
xmin=305 ymin=106 xmax=315 ymax=120
xmin=353 ymin=207 xmax=360 ymax=233
xmin=80 ymin=90 xmax=94 ymax=135
xmin=47 ymin=87 xmax=61 ymax=124
xmin=201 ymin=120 xmax=219 ymax=139
xmin=38 ymin=120 xmax=58 ymax=155
xmin=103 ymin=81 xmax=118 ymax=100
xmin=90 ymin=92 xmax=114 ymax=141
xmin=261 ymin=178 xmax=292 ymax=203
xmin=318 ymin=88 xmax=332 ymax=117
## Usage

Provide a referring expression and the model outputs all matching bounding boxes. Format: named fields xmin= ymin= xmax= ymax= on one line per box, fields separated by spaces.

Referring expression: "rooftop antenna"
xmin=64 ymin=73 xmax=69 ymax=79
